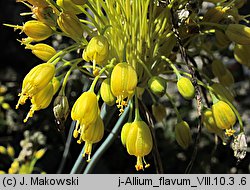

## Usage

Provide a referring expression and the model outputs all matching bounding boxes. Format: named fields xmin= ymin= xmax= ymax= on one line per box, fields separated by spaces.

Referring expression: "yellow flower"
xmin=212 ymin=100 xmax=236 ymax=130
xmin=16 ymin=63 xmax=55 ymax=109
xmin=80 ymin=116 xmax=104 ymax=162
xmin=24 ymin=81 xmax=54 ymax=122
xmin=125 ymin=121 xmax=153 ymax=171
xmin=71 ymin=91 xmax=99 ymax=140
xmin=111 ymin=63 xmax=138 ymax=114
xmin=175 ymin=121 xmax=192 ymax=149
xmin=83 ymin=35 xmax=109 ymax=69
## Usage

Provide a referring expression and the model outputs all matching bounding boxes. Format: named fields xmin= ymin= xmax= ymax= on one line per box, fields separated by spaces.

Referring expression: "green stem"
xmin=137 ymin=57 xmax=153 ymax=77
xmin=134 ymin=93 xmax=141 ymax=121
xmin=161 ymin=56 xmax=181 ymax=79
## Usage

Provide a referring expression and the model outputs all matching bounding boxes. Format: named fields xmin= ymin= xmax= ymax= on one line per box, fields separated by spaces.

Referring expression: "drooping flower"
xmin=71 ymin=91 xmax=99 ymax=141
xmin=16 ymin=63 xmax=55 ymax=109
xmin=82 ymin=35 xmax=109 ymax=69
xmin=24 ymin=81 xmax=54 ymax=122
xmin=212 ymin=100 xmax=236 ymax=130
xmin=80 ymin=116 xmax=104 ymax=162
xmin=125 ymin=120 xmax=153 ymax=171
xmin=111 ymin=63 xmax=138 ymax=114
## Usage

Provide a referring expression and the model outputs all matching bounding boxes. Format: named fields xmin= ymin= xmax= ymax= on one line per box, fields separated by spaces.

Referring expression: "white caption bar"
xmin=0 ymin=174 xmax=249 ymax=190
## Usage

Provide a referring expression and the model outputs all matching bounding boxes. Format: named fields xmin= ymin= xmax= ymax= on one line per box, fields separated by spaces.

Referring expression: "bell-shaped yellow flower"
xmin=16 ymin=63 xmax=55 ymax=109
xmin=82 ymin=35 xmax=109 ymax=68
xmin=71 ymin=91 xmax=99 ymax=140
xmin=212 ymin=100 xmax=236 ymax=130
xmin=24 ymin=81 xmax=54 ymax=122
xmin=80 ymin=116 xmax=104 ymax=162
xmin=125 ymin=120 xmax=153 ymax=171
xmin=111 ymin=63 xmax=138 ymax=114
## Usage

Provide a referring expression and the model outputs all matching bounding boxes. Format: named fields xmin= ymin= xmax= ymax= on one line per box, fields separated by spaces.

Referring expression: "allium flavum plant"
xmin=4 ymin=0 xmax=249 ymax=172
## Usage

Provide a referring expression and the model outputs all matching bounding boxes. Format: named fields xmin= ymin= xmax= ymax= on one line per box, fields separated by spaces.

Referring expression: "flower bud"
xmin=23 ymin=20 xmax=53 ymax=41
xmin=53 ymin=94 xmax=70 ymax=127
xmin=215 ymin=30 xmax=231 ymax=49
xmin=100 ymin=78 xmax=116 ymax=106
xmin=111 ymin=63 xmax=138 ymax=114
xmin=24 ymin=82 xmax=54 ymax=122
xmin=57 ymin=11 xmax=84 ymax=41
xmin=57 ymin=0 xmax=82 ymax=14
xmin=148 ymin=76 xmax=166 ymax=97
xmin=175 ymin=121 xmax=192 ymax=149
xmin=83 ymin=35 xmax=109 ymax=66
xmin=72 ymin=0 xmax=87 ymax=5
xmin=25 ymin=43 xmax=56 ymax=62
xmin=32 ymin=6 xmax=57 ymax=27
xmin=152 ymin=103 xmax=166 ymax=122
xmin=177 ymin=77 xmax=195 ymax=100
xmin=211 ymin=59 xmax=227 ymax=77
xmin=225 ymin=24 xmax=250 ymax=45
xmin=81 ymin=116 xmax=104 ymax=162
xmin=218 ymin=69 xmax=234 ymax=86
xmin=125 ymin=120 xmax=153 ymax=171
xmin=234 ymin=44 xmax=250 ymax=67
xmin=16 ymin=63 xmax=55 ymax=109
xmin=212 ymin=100 xmax=236 ymax=130
xmin=211 ymin=83 xmax=234 ymax=102
xmin=34 ymin=148 xmax=46 ymax=159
